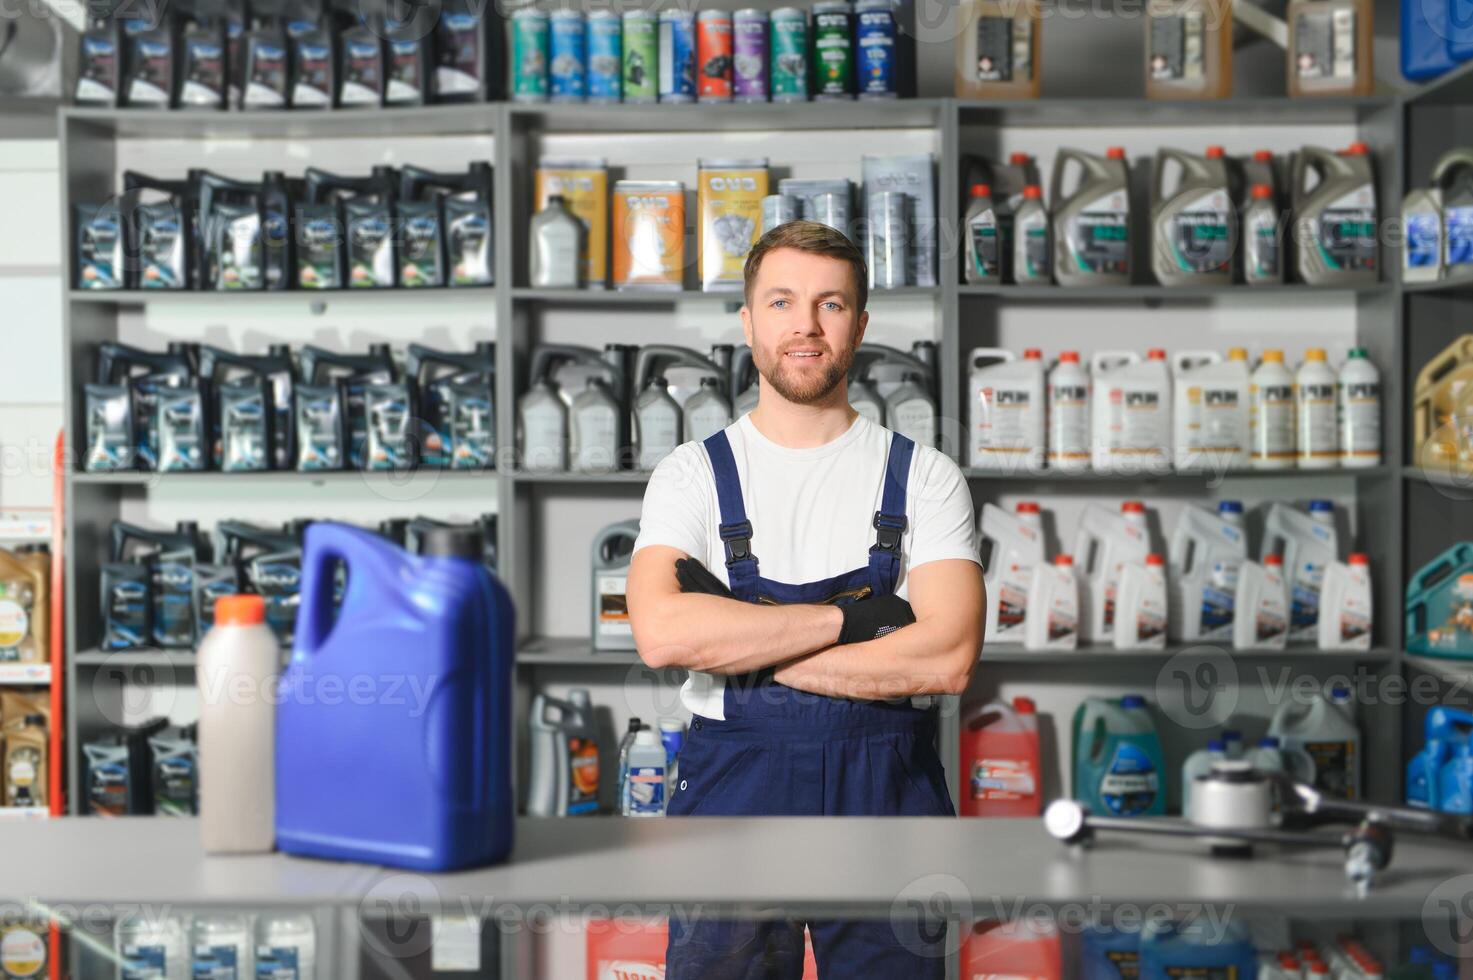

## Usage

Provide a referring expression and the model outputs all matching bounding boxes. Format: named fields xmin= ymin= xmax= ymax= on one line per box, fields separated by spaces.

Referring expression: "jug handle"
xmin=1151 ymin=149 xmax=1182 ymax=207
xmin=294 ymin=522 xmax=403 ymax=657
xmin=1049 ymin=150 xmax=1087 ymax=215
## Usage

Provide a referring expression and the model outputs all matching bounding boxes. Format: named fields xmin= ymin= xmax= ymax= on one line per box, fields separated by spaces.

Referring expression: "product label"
xmin=974 ymin=383 xmax=1040 ymax=462
xmin=995 ymin=567 xmax=1032 ymax=639
xmin=347 ymin=210 xmax=394 ymax=287
xmin=597 ymin=573 xmax=631 ymax=637
xmin=1314 ymin=187 xmax=1378 ymax=272
xmin=568 ymin=736 xmax=601 ymax=814
xmin=438 ymin=13 xmax=485 ymax=94
xmin=769 ymin=15 xmax=805 ymax=97
xmin=296 ymin=212 xmax=341 ymax=289
xmin=637 ymin=404 xmax=680 ymax=469
xmin=1047 ymin=584 xmax=1077 ymax=643
xmin=969 ymin=217 xmax=1000 ymax=278
xmin=698 ymin=166 xmax=767 ymax=289
xmin=245 ymin=41 xmax=288 ymax=107
xmin=123 ymin=944 xmax=168 ymax=980
xmin=1339 ymin=379 xmax=1380 ymax=458
xmin=154 ymin=756 xmax=196 ymax=816
xmin=105 ymin=575 xmax=149 ymax=649
xmin=975 ymin=16 xmax=1031 ymax=82
xmin=1246 ymin=206 xmax=1281 ymax=279
xmin=1296 ymin=381 xmax=1337 ymax=460
xmin=1250 ymin=383 xmax=1295 ymax=460
xmin=1048 ymin=384 xmax=1089 ymax=462
xmin=1199 ymin=561 xmax=1238 ymax=640
xmin=521 ymin=403 xmax=567 ymax=470
xmin=1336 ymin=579 xmax=1372 ymax=644
xmin=255 ymin=945 xmax=300 ymax=979
xmin=341 ymin=36 xmax=382 ymax=104
xmin=1069 ymin=192 xmax=1130 ymax=275
xmin=1105 ymin=386 xmax=1166 ymax=456
xmin=1300 ymin=738 xmax=1356 ymax=798
xmin=127 ymin=35 xmax=173 ymax=104
xmin=77 ymin=34 xmax=120 ymax=103
xmin=1294 ymin=8 xmax=1355 ymax=80
xmin=571 ymin=401 xmax=619 ymax=471
xmin=1018 ymin=212 xmax=1050 ymax=280
xmin=814 ymin=11 xmax=851 ymax=95
xmin=971 ymin=757 xmax=1037 ymax=800
xmin=857 ymin=10 xmax=896 ymax=95
xmin=152 ymin=557 xmax=195 ymax=646
xmin=1104 ymin=951 xmax=1140 ymax=979
xmin=447 ymin=203 xmax=493 ymax=286
xmin=1 ymin=924 xmax=46 ymax=977
xmin=1149 ymin=10 xmax=1203 ymax=81
xmin=193 ymin=943 xmax=239 ymax=979
xmin=1135 ymin=595 xmax=1168 ymax=644
xmin=1447 ymin=204 xmax=1473 ymax=266
xmin=0 ymin=597 xmax=30 ymax=655
xmin=1407 ymin=212 xmax=1442 ymax=268
xmin=387 ymin=38 xmax=426 ymax=103
xmin=1180 ymin=383 xmax=1246 ymax=461
xmin=1169 ymin=191 xmax=1232 ymax=273
xmin=181 ymin=38 xmax=225 ymax=106
xmin=627 ymin=763 xmax=667 ymax=814
xmin=1100 ymin=743 xmax=1158 ymax=815
xmin=890 ymin=400 xmax=936 ymax=447
xmin=614 ymin=188 xmax=685 ymax=287
xmin=399 ymin=212 xmax=443 ymax=287
xmin=1290 ymin=561 xmax=1328 ymax=637
xmin=291 ymin=40 xmax=332 ymax=106
xmin=216 ymin=211 xmax=264 ymax=290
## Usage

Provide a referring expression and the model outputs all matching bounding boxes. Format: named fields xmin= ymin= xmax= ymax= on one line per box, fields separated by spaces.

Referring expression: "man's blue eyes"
xmin=771 ymin=300 xmax=842 ymax=310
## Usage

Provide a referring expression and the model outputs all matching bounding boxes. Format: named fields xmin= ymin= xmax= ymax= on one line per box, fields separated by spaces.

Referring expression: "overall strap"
xmin=702 ymin=430 xmax=760 ymax=602
xmin=868 ymin=433 xmax=915 ymax=598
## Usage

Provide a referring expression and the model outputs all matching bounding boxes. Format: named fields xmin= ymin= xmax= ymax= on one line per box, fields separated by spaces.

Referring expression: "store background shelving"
xmin=38 ymin=6 xmax=1473 ymax=972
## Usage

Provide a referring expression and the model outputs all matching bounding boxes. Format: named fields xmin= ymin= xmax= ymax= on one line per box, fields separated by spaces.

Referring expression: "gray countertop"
xmin=4 ymin=816 xmax=1467 ymax=920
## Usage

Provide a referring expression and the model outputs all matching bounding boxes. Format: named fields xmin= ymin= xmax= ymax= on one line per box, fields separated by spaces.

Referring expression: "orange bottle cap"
xmin=215 ymin=594 xmax=266 ymax=626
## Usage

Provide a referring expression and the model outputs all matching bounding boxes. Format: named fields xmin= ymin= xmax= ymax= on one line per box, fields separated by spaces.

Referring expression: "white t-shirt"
xmin=633 ymin=413 xmax=980 ymax=719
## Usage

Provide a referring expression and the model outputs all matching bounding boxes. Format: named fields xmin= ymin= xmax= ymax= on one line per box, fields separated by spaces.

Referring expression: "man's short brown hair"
xmin=742 ymin=220 xmax=869 ymax=313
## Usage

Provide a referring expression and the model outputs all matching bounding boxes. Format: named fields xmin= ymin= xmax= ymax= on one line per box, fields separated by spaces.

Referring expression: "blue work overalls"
xmin=665 ymin=428 xmax=954 ymax=980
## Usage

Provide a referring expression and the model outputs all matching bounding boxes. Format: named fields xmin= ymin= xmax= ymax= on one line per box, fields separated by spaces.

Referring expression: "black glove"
xmin=838 ymin=594 xmax=916 ymax=645
xmin=675 ymin=558 xmax=734 ymax=598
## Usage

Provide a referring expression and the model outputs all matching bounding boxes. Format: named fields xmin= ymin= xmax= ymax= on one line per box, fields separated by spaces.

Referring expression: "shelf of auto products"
xmin=52 ymin=84 xmax=1473 ymax=972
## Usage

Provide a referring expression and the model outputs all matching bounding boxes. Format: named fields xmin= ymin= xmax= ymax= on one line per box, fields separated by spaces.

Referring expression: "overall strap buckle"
xmin=721 ymin=520 xmax=756 ymax=566
xmin=871 ymin=512 xmax=907 ymax=553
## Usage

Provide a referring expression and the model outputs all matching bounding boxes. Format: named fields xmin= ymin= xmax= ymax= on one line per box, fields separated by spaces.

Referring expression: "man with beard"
xmin=627 ymin=221 xmax=984 ymax=979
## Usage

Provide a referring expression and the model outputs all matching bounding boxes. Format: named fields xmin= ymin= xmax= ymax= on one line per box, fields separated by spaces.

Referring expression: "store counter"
xmin=2 ymin=816 xmax=1466 ymax=920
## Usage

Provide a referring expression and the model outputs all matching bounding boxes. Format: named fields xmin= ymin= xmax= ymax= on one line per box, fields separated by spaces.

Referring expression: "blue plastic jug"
xmin=1081 ymin=921 xmax=1140 ymax=980
xmin=1440 ymin=739 xmax=1473 ymax=815
xmin=1408 ymin=707 xmax=1473 ymax=809
xmin=1404 ymin=0 xmax=1457 ymax=81
xmin=1406 ymin=543 xmax=1473 ymax=659
xmin=1072 ymin=695 xmax=1167 ymax=817
xmin=275 ymin=522 xmax=515 ymax=870
xmin=1139 ymin=918 xmax=1256 ymax=980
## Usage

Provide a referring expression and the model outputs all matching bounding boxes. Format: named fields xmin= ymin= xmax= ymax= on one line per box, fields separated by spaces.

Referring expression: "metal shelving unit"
xmin=50 ymin=84 xmax=1473 ymax=974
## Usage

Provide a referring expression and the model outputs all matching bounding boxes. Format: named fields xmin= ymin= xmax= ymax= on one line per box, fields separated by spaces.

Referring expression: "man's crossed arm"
xmin=627 ymin=545 xmax=983 ymax=698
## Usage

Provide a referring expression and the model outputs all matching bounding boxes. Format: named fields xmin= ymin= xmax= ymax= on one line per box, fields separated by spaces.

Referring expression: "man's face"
xmin=741 ymin=248 xmax=868 ymax=406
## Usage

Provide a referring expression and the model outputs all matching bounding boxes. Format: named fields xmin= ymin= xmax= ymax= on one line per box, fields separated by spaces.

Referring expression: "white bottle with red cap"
xmin=1073 ymin=500 xmax=1153 ymax=644
xmin=1114 ymin=554 xmax=1168 ymax=650
xmin=964 ymin=183 xmax=1003 ymax=283
xmin=979 ymin=501 xmax=1047 ymax=645
xmin=1011 ymin=184 xmax=1052 ymax=284
xmin=1318 ymin=553 xmax=1372 ymax=650
xmin=1025 ymin=554 xmax=1079 ymax=650
xmin=1091 ymin=349 xmax=1173 ymax=473
xmin=1047 ymin=351 xmax=1090 ymax=471
xmin=1172 ymin=348 xmax=1251 ymax=472
xmin=967 ymin=347 xmax=1046 ymax=472
xmin=197 ymin=593 xmax=278 ymax=854
xmin=1233 ymin=556 xmax=1289 ymax=650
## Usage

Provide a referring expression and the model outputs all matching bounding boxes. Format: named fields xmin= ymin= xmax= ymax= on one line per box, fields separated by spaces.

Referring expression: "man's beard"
xmin=753 ymin=339 xmax=857 ymax=405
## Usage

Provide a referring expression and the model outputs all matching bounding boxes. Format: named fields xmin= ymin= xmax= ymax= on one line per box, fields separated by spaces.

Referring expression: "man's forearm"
xmin=773 ymin=616 xmax=979 ymax=699
xmin=636 ymin=592 xmax=843 ymax=674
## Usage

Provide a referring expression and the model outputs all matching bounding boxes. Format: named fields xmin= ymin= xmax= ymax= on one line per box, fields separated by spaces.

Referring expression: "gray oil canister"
xmin=527 ymin=690 xmax=601 ymax=816
xmin=1432 ymin=149 xmax=1473 ymax=284
xmin=571 ymin=377 xmax=621 ymax=473
xmin=591 ymin=520 xmax=642 ymax=651
xmin=1243 ymin=184 xmax=1284 ymax=285
xmin=850 ymin=378 xmax=885 ymax=425
xmin=1402 ymin=187 xmax=1444 ymax=283
xmin=1151 ymin=147 xmax=1236 ymax=285
xmin=1051 ymin=147 xmax=1132 ymax=286
xmin=684 ymin=377 xmax=733 ymax=443
xmin=885 ymin=372 xmax=937 ymax=448
xmin=1291 ymin=144 xmax=1379 ymax=284
xmin=517 ymin=378 xmax=568 ymax=472
xmin=635 ymin=376 xmax=683 ymax=470
xmin=964 ymin=184 xmax=1002 ymax=283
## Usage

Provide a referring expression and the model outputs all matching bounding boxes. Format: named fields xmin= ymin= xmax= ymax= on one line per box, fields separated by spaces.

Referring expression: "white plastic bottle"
xmin=1091 ymin=349 xmax=1172 ymax=474
xmin=1337 ymin=348 xmax=1381 ymax=468
xmin=116 ymin=912 xmax=187 ymax=980
xmin=256 ymin=913 xmax=316 ymax=980
xmin=197 ymin=593 xmax=277 ymax=854
xmin=1181 ymin=739 xmax=1226 ymax=819
xmin=1262 ymin=500 xmax=1339 ymax=644
xmin=968 ymin=348 xmax=1046 ymax=472
xmin=1249 ymin=350 xmax=1296 ymax=470
xmin=1025 ymin=554 xmax=1079 ymax=650
xmin=1047 ymin=350 xmax=1090 ymax=472
xmin=1295 ymin=348 xmax=1338 ymax=470
xmin=1172 ymin=348 xmax=1251 ymax=472
xmin=979 ymin=501 xmax=1047 ymax=645
xmin=1318 ymin=553 xmax=1372 ymax=651
xmin=1114 ymin=554 xmax=1168 ymax=650
xmin=1169 ymin=500 xmax=1247 ymax=643
xmin=622 ymin=728 xmax=668 ymax=817
xmin=965 ymin=183 xmax=1003 ymax=282
xmin=1233 ymin=556 xmax=1289 ymax=650
xmin=191 ymin=912 xmax=253 ymax=980
xmin=1247 ymin=736 xmax=1285 ymax=775
xmin=1074 ymin=500 xmax=1152 ymax=644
